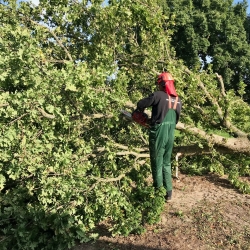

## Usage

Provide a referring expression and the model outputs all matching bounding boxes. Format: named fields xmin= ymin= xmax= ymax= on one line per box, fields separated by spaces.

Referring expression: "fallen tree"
xmin=0 ymin=1 xmax=249 ymax=249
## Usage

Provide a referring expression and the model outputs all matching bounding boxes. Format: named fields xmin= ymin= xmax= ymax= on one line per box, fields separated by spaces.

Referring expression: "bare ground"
xmin=72 ymin=173 xmax=250 ymax=250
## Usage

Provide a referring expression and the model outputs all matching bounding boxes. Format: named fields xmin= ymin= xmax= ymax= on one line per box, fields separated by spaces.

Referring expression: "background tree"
xmin=165 ymin=0 xmax=250 ymax=101
xmin=0 ymin=0 xmax=249 ymax=249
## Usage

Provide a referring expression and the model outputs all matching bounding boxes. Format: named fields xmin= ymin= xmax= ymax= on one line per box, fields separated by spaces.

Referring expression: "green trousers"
xmin=149 ymin=109 xmax=176 ymax=192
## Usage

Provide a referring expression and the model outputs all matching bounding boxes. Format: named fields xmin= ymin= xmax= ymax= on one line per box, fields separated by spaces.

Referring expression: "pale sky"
xmin=27 ymin=0 xmax=250 ymax=14
xmin=233 ymin=0 xmax=250 ymax=13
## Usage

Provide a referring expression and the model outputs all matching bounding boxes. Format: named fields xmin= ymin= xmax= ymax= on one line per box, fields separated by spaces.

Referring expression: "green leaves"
xmin=0 ymin=174 xmax=6 ymax=191
xmin=65 ymin=83 xmax=78 ymax=92
xmin=166 ymin=0 xmax=250 ymax=97
xmin=0 ymin=0 xmax=250 ymax=249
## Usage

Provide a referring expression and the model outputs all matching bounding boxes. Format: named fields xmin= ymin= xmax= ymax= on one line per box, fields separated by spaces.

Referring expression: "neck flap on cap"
xmin=164 ymin=80 xmax=178 ymax=97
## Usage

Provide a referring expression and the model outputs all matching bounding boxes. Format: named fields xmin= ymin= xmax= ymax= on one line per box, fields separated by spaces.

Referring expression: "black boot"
xmin=165 ymin=190 xmax=172 ymax=202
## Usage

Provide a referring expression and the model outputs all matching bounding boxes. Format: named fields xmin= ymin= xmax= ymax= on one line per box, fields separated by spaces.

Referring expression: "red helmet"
xmin=157 ymin=72 xmax=178 ymax=97
xmin=157 ymin=72 xmax=174 ymax=85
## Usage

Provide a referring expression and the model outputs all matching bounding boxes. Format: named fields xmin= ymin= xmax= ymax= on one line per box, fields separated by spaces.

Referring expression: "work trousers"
xmin=149 ymin=109 xmax=176 ymax=192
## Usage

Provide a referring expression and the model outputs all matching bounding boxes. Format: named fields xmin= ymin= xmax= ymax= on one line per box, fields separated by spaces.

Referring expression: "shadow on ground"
xmin=73 ymin=240 xmax=174 ymax=250
xmin=72 ymin=173 xmax=250 ymax=250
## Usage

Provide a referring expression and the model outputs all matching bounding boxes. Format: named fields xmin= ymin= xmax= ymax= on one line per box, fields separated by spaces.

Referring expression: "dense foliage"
xmin=0 ymin=0 xmax=249 ymax=249
xmin=165 ymin=0 xmax=250 ymax=99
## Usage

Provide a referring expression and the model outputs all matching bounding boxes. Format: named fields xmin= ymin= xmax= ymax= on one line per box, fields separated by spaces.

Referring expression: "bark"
xmin=175 ymin=122 xmax=250 ymax=156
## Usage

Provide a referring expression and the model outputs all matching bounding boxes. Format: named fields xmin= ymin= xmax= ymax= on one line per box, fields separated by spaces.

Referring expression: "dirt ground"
xmin=72 ymin=173 xmax=250 ymax=250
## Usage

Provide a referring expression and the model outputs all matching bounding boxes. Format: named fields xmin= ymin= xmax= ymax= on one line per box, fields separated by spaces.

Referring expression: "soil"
xmin=72 ymin=172 xmax=250 ymax=250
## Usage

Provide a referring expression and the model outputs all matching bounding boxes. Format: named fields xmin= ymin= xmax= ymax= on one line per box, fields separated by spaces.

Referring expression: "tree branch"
xmin=176 ymin=122 xmax=250 ymax=155
xmin=9 ymin=113 xmax=29 ymax=125
xmin=37 ymin=108 xmax=55 ymax=119
xmin=116 ymin=151 xmax=150 ymax=158
xmin=0 ymin=103 xmax=9 ymax=107
xmin=87 ymin=174 xmax=126 ymax=192
xmin=21 ymin=15 xmax=73 ymax=61
xmin=82 ymin=113 xmax=113 ymax=119
xmin=184 ymin=68 xmax=248 ymax=138
xmin=216 ymin=73 xmax=226 ymax=97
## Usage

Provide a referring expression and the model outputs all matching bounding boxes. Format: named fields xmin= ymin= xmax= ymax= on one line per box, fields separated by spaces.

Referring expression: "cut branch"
xmin=176 ymin=122 xmax=250 ymax=155
xmin=82 ymin=114 xmax=113 ymax=119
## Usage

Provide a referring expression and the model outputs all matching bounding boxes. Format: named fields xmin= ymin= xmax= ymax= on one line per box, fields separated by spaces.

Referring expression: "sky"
xmin=233 ymin=0 xmax=250 ymax=14
xmin=27 ymin=0 xmax=250 ymax=15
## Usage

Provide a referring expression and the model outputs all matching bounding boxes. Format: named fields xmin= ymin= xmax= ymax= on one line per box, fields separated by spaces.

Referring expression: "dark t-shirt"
xmin=137 ymin=91 xmax=182 ymax=125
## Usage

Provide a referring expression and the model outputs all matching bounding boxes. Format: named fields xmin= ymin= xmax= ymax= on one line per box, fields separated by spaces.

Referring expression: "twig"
xmin=21 ymin=14 xmax=73 ymax=61
xmin=9 ymin=113 xmax=29 ymax=125
xmin=0 ymin=235 xmax=11 ymax=243
xmin=0 ymin=103 xmax=9 ymax=107
xmin=116 ymin=151 xmax=149 ymax=158
xmin=87 ymin=174 xmax=126 ymax=192
xmin=46 ymin=27 xmax=73 ymax=61
xmin=34 ymin=129 xmax=43 ymax=139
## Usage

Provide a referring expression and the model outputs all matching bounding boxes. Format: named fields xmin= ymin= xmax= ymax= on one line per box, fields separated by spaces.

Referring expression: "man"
xmin=135 ymin=72 xmax=182 ymax=201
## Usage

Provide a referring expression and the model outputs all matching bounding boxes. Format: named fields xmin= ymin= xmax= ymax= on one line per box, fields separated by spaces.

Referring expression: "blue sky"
xmin=233 ymin=0 xmax=250 ymax=14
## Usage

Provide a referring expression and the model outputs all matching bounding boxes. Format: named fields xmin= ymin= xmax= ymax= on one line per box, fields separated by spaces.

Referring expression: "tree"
xmin=165 ymin=0 xmax=250 ymax=101
xmin=0 ymin=0 xmax=249 ymax=249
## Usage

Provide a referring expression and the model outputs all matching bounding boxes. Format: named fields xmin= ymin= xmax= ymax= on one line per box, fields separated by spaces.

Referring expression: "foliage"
xmin=0 ymin=1 xmax=168 ymax=249
xmin=164 ymin=0 xmax=250 ymax=100
xmin=0 ymin=0 xmax=250 ymax=249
